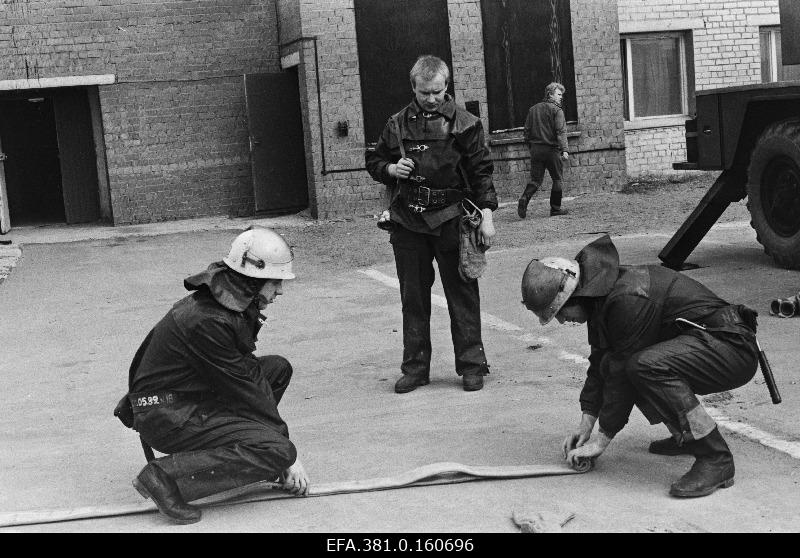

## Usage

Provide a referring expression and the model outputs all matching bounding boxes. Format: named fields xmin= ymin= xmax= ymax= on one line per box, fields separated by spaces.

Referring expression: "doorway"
xmin=0 ymin=96 xmax=65 ymax=225
xmin=0 ymin=87 xmax=102 ymax=230
xmin=244 ymin=70 xmax=309 ymax=215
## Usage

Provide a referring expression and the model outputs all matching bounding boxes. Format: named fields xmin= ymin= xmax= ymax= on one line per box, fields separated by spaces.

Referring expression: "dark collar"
xmin=408 ymin=94 xmax=456 ymax=120
xmin=183 ymin=261 xmax=257 ymax=313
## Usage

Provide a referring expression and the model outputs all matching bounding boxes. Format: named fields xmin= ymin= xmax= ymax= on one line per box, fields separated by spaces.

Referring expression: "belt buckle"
xmin=417 ymin=185 xmax=431 ymax=206
xmin=407 ymin=183 xmax=430 ymax=213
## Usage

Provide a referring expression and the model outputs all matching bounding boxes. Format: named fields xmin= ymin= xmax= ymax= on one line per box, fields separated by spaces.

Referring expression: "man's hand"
xmin=389 ymin=158 xmax=415 ymax=179
xmin=478 ymin=208 xmax=496 ymax=248
xmin=562 ymin=413 xmax=597 ymax=458
xmin=566 ymin=440 xmax=607 ymax=467
xmin=561 ymin=151 xmax=569 ymax=161
xmin=282 ymin=458 xmax=310 ymax=497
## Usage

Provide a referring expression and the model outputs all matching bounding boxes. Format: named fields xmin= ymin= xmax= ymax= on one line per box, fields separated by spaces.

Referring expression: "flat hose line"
xmin=0 ymin=458 xmax=593 ymax=528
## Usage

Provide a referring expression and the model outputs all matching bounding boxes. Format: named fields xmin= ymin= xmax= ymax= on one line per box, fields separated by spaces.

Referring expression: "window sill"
xmin=624 ymin=115 xmax=689 ymax=131
xmin=489 ymin=129 xmax=580 ymax=146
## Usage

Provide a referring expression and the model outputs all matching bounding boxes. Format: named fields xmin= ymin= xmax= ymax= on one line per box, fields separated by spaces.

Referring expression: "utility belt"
xmin=399 ymin=179 xmax=466 ymax=213
xmin=128 ymin=390 xmax=210 ymax=413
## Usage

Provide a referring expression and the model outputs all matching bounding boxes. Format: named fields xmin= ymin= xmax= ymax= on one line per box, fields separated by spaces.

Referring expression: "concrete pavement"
xmin=1 ymin=216 xmax=799 ymax=532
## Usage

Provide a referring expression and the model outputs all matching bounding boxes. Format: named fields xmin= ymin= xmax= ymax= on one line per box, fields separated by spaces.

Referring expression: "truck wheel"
xmin=746 ymin=118 xmax=800 ymax=269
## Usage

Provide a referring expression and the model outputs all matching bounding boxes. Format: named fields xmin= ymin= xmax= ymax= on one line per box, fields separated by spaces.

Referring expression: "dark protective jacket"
xmin=572 ymin=235 xmax=752 ymax=437
xmin=129 ymin=263 xmax=289 ymax=437
xmin=365 ymin=95 xmax=498 ymax=234
xmin=523 ymin=100 xmax=568 ymax=152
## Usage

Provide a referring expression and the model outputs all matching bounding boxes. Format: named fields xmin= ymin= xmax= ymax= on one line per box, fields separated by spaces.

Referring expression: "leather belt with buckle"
xmin=401 ymin=182 xmax=466 ymax=213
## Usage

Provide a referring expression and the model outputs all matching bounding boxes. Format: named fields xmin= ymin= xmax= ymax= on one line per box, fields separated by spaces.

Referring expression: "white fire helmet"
xmin=223 ymin=227 xmax=295 ymax=280
xmin=520 ymin=256 xmax=580 ymax=325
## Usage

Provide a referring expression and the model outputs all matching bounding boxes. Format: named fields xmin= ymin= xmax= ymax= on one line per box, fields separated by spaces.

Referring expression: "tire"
xmin=746 ymin=118 xmax=800 ymax=269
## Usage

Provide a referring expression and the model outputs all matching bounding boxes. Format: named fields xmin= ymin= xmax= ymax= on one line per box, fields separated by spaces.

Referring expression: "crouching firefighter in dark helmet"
xmin=520 ymin=234 xmax=760 ymax=498
xmin=364 ymin=54 xmax=498 ymax=394
xmin=114 ymin=227 xmax=309 ymax=524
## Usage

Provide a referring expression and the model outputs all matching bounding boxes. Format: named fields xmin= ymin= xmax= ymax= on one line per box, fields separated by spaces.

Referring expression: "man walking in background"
xmin=518 ymin=82 xmax=570 ymax=218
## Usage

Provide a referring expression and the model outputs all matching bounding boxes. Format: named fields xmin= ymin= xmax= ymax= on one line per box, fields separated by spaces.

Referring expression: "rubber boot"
xmin=649 ymin=437 xmax=694 ymax=456
xmin=518 ymin=182 xmax=539 ymax=218
xmin=549 ymin=188 xmax=567 ymax=216
xmin=517 ymin=197 xmax=529 ymax=219
xmin=133 ymin=463 xmax=202 ymax=524
xmin=669 ymin=428 xmax=735 ymax=498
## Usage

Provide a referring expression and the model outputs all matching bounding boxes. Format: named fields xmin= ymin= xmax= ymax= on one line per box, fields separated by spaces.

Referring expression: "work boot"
xmin=649 ymin=437 xmax=694 ymax=456
xmin=669 ymin=428 xmax=735 ymax=498
xmin=549 ymin=207 xmax=569 ymax=216
xmin=133 ymin=463 xmax=202 ymax=524
xmin=517 ymin=197 xmax=529 ymax=219
xmin=394 ymin=374 xmax=430 ymax=394
xmin=462 ymin=374 xmax=484 ymax=392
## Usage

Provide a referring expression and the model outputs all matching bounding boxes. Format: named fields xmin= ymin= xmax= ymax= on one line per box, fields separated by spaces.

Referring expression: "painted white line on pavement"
xmin=358 ymin=268 xmax=587 ymax=362
xmin=558 ymin=351 xmax=590 ymax=365
xmin=704 ymin=406 xmax=800 ymax=459
xmin=360 ymin=268 xmax=800 ymax=462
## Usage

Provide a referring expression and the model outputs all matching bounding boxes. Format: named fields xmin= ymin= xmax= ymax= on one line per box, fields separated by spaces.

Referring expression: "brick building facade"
xmin=0 ymin=1 xmax=785 ymax=228
xmin=618 ymin=0 xmax=783 ymax=178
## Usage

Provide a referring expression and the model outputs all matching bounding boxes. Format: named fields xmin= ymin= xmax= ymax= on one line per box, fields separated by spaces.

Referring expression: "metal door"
xmin=0 ymin=135 xmax=9 ymax=233
xmin=245 ymin=72 xmax=309 ymax=214
xmin=53 ymin=88 xmax=100 ymax=223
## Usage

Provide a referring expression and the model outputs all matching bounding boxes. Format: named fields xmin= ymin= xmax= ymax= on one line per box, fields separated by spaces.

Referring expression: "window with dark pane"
xmin=480 ymin=0 xmax=577 ymax=132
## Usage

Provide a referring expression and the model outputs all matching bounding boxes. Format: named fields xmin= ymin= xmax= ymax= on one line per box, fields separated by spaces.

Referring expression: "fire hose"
xmin=0 ymin=459 xmax=593 ymax=529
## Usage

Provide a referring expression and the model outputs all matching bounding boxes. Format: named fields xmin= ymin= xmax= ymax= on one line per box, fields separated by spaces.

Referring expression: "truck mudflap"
xmin=658 ymin=168 xmax=747 ymax=269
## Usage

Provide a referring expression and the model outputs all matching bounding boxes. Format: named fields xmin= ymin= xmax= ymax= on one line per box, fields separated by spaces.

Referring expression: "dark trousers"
xmin=625 ymin=330 xmax=758 ymax=443
xmin=390 ymin=219 xmax=489 ymax=378
xmin=522 ymin=145 xmax=564 ymax=207
xmin=133 ymin=356 xmax=297 ymax=502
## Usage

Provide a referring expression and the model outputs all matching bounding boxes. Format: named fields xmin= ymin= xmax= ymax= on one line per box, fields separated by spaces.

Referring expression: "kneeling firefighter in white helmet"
xmin=521 ymin=234 xmax=761 ymax=498
xmin=114 ymin=227 xmax=309 ymax=524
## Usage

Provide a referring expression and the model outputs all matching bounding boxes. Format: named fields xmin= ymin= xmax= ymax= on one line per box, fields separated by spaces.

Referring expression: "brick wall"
xmin=292 ymin=0 xmax=369 ymax=219
xmin=1 ymin=0 xmax=280 ymax=224
xmin=624 ymin=125 xmax=690 ymax=177
xmin=618 ymin=0 xmax=780 ymax=178
xmin=101 ymin=79 xmax=254 ymax=224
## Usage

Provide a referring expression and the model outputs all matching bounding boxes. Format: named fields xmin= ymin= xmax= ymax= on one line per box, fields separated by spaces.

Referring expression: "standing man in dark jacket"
xmin=118 ymin=227 xmax=309 ymax=524
xmin=365 ymin=55 xmax=498 ymax=393
xmin=518 ymin=82 xmax=570 ymax=218
xmin=520 ymin=235 xmax=759 ymax=498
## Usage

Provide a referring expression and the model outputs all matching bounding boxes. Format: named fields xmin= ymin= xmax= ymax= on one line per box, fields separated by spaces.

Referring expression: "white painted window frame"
xmin=760 ymin=26 xmax=780 ymax=83
xmin=622 ymin=32 xmax=689 ymax=122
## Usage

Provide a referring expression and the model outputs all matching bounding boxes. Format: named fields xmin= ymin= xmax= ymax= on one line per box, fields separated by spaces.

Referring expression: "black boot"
xmin=549 ymin=189 xmax=566 ymax=216
xmin=517 ymin=197 xmax=529 ymax=219
xmin=394 ymin=373 xmax=430 ymax=394
xmin=518 ymin=182 xmax=540 ymax=218
xmin=462 ymin=373 xmax=484 ymax=392
xmin=649 ymin=437 xmax=694 ymax=456
xmin=669 ymin=428 xmax=735 ymax=498
xmin=133 ymin=463 xmax=202 ymax=524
